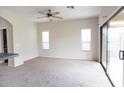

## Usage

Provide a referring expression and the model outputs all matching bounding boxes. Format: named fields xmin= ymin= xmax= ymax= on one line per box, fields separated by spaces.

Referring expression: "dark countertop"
xmin=0 ymin=53 xmax=19 ymax=61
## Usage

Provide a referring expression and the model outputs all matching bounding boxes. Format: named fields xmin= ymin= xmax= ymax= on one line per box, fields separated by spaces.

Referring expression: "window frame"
xmin=81 ymin=28 xmax=91 ymax=51
xmin=41 ymin=31 xmax=50 ymax=50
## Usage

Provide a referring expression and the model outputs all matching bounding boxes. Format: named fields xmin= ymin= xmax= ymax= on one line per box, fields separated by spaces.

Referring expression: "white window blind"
xmin=81 ymin=29 xmax=91 ymax=51
xmin=42 ymin=31 xmax=49 ymax=49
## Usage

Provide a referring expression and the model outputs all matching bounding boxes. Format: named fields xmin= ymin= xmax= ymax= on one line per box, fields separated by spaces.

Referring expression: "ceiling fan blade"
xmin=52 ymin=11 xmax=60 ymax=15
xmin=38 ymin=11 xmax=45 ymax=15
xmin=52 ymin=16 xmax=63 ymax=19
xmin=37 ymin=16 xmax=47 ymax=19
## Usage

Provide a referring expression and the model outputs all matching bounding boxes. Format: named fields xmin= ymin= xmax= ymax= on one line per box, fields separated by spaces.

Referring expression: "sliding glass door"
xmin=107 ymin=25 xmax=124 ymax=87
xmin=101 ymin=25 xmax=108 ymax=69
xmin=101 ymin=7 xmax=124 ymax=87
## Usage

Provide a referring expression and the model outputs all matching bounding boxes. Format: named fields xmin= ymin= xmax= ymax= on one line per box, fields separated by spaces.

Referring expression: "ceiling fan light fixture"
xmin=37 ymin=9 xmax=63 ymax=22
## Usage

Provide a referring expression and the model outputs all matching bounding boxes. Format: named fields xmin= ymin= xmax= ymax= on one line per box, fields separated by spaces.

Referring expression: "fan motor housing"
xmin=47 ymin=13 xmax=52 ymax=17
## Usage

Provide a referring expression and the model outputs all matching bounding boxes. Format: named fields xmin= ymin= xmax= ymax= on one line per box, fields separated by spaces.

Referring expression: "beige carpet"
xmin=0 ymin=57 xmax=111 ymax=87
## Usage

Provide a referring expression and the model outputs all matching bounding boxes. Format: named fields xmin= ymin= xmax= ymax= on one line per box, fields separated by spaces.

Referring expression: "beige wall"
xmin=37 ymin=17 xmax=98 ymax=61
xmin=0 ymin=7 xmax=38 ymax=67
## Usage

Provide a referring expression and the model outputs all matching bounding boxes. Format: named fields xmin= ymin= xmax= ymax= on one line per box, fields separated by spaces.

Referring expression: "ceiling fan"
xmin=37 ymin=9 xmax=63 ymax=21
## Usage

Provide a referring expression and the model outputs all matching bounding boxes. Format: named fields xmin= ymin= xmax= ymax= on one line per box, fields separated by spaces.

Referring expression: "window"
xmin=42 ymin=31 xmax=49 ymax=49
xmin=81 ymin=29 xmax=91 ymax=51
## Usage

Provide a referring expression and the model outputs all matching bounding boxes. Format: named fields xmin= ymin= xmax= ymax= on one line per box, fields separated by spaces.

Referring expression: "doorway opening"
xmin=0 ymin=16 xmax=14 ymax=65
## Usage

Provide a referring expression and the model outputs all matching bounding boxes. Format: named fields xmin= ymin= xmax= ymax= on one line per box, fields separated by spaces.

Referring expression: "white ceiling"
xmin=1 ymin=6 xmax=102 ymax=22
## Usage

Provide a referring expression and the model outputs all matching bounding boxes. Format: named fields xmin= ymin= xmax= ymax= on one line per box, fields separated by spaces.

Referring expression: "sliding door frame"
xmin=100 ymin=6 xmax=124 ymax=87
xmin=100 ymin=23 xmax=115 ymax=86
xmin=100 ymin=24 xmax=109 ymax=71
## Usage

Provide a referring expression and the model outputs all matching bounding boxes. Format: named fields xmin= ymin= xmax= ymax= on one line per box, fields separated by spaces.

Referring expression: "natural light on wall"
xmin=81 ymin=29 xmax=91 ymax=51
xmin=42 ymin=31 xmax=49 ymax=49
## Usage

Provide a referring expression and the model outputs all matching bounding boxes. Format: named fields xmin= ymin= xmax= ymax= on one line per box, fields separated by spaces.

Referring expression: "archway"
xmin=0 ymin=16 xmax=14 ymax=66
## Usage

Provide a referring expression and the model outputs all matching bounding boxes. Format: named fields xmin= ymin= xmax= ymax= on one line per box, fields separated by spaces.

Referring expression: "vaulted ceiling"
xmin=1 ymin=6 xmax=102 ymax=22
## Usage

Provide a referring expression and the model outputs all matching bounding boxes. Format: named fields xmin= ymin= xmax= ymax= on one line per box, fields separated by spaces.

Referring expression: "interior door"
xmin=0 ymin=29 xmax=4 ymax=63
xmin=0 ymin=29 xmax=3 ymax=52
